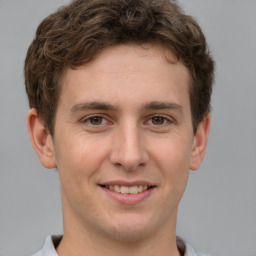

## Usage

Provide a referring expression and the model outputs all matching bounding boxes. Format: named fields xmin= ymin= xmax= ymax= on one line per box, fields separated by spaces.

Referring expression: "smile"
xmin=100 ymin=182 xmax=155 ymax=204
xmin=103 ymin=185 xmax=150 ymax=194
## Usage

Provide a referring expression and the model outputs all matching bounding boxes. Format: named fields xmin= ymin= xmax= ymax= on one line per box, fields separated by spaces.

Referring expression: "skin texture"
xmin=27 ymin=44 xmax=210 ymax=256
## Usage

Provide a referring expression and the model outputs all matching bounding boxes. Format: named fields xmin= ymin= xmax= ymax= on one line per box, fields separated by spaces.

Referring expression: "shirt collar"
xmin=33 ymin=235 xmax=61 ymax=256
xmin=34 ymin=235 xmax=211 ymax=256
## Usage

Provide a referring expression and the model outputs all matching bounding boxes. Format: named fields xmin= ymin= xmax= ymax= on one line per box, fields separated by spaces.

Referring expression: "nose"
xmin=109 ymin=123 xmax=149 ymax=171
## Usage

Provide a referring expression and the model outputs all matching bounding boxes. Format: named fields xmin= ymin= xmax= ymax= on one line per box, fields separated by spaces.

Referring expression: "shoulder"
xmin=185 ymin=243 xmax=213 ymax=256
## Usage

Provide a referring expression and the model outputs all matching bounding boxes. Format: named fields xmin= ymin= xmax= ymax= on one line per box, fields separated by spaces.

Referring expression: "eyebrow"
xmin=141 ymin=101 xmax=183 ymax=112
xmin=70 ymin=101 xmax=183 ymax=113
xmin=70 ymin=102 xmax=116 ymax=113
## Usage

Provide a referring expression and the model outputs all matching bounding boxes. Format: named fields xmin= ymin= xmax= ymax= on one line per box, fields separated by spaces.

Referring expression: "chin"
xmin=98 ymin=215 xmax=159 ymax=242
xmin=104 ymin=227 xmax=152 ymax=242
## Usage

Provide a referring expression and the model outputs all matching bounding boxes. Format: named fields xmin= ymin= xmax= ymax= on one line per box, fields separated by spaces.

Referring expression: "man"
xmin=25 ymin=0 xmax=214 ymax=255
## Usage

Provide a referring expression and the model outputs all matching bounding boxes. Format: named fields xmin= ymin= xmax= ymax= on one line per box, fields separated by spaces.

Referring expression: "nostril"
xmin=109 ymin=135 xmax=149 ymax=170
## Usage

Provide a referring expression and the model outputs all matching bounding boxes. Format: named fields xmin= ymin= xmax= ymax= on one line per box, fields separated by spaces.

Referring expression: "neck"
xmin=58 ymin=194 xmax=181 ymax=256
xmin=57 ymin=231 xmax=181 ymax=256
xmin=57 ymin=217 xmax=180 ymax=256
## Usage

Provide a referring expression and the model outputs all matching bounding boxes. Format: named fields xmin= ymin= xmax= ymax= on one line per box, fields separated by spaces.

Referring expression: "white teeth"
xmin=120 ymin=186 xmax=129 ymax=194
xmin=129 ymin=186 xmax=139 ymax=194
xmin=114 ymin=185 xmax=120 ymax=192
xmin=106 ymin=185 xmax=149 ymax=194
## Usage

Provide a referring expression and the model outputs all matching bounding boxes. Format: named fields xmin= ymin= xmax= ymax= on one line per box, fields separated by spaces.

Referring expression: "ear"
xmin=189 ymin=113 xmax=211 ymax=170
xmin=27 ymin=108 xmax=56 ymax=169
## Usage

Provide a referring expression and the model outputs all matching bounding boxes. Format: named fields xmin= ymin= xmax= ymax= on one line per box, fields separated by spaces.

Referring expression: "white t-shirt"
xmin=31 ymin=235 xmax=212 ymax=256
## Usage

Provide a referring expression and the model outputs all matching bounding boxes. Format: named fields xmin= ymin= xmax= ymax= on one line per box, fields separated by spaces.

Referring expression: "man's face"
xmin=46 ymin=44 xmax=205 ymax=241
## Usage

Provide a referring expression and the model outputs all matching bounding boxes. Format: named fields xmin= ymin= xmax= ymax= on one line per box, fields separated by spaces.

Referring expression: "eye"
xmin=83 ymin=115 xmax=108 ymax=126
xmin=151 ymin=116 xmax=166 ymax=125
xmin=148 ymin=116 xmax=170 ymax=126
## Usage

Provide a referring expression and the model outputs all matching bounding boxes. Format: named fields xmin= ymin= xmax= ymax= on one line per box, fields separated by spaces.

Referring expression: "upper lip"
xmin=99 ymin=180 xmax=156 ymax=187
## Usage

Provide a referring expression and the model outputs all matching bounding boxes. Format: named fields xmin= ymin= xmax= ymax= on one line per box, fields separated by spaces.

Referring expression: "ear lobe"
xmin=27 ymin=108 xmax=56 ymax=169
xmin=189 ymin=113 xmax=211 ymax=170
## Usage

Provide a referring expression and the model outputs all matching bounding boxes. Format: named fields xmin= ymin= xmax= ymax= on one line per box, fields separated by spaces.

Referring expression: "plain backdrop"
xmin=0 ymin=1 xmax=256 ymax=255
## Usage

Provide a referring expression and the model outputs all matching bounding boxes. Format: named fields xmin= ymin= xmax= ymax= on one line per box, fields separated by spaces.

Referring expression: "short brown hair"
xmin=24 ymin=0 xmax=214 ymax=135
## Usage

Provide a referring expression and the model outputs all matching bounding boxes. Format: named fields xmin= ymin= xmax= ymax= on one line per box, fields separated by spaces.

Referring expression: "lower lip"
xmin=101 ymin=186 xmax=155 ymax=205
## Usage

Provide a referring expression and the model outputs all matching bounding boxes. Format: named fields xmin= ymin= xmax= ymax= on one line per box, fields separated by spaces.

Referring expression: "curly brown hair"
xmin=24 ymin=0 xmax=214 ymax=135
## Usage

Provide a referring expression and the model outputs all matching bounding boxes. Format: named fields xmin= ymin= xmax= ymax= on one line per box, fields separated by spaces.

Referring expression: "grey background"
xmin=0 ymin=0 xmax=255 ymax=255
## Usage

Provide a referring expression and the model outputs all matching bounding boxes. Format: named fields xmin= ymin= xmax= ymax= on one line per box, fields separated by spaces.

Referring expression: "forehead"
xmin=80 ymin=44 xmax=178 ymax=72
xmin=59 ymin=44 xmax=190 ymax=112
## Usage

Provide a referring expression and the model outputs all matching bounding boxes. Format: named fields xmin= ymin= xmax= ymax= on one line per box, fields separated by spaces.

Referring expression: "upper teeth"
xmin=106 ymin=185 xmax=148 ymax=194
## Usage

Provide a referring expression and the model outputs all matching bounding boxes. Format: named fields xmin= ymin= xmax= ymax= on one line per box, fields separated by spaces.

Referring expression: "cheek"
xmin=151 ymin=136 xmax=192 ymax=191
xmin=54 ymin=134 xmax=110 ymax=183
xmin=53 ymin=136 xmax=107 ymax=208
xmin=153 ymin=135 xmax=192 ymax=168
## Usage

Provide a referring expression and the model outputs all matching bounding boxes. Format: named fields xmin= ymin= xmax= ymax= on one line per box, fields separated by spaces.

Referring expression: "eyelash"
xmin=82 ymin=115 xmax=109 ymax=126
xmin=82 ymin=114 xmax=173 ymax=127
xmin=146 ymin=115 xmax=173 ymax=126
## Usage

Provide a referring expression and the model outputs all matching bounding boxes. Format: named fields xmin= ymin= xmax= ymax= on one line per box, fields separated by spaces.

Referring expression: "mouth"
xmin=99 ymin=182 xmax=156 ymax=204
xmin=101 ymin=185 xmax=154 ymax=194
